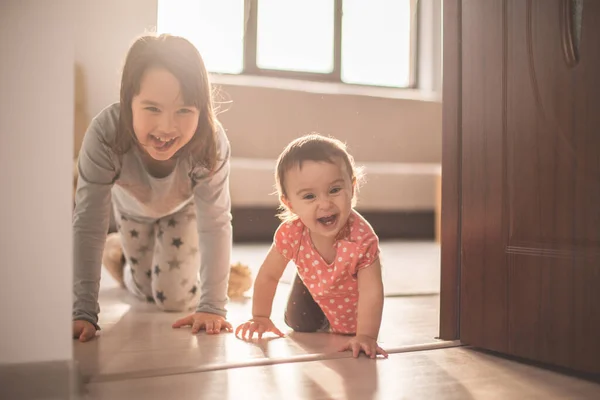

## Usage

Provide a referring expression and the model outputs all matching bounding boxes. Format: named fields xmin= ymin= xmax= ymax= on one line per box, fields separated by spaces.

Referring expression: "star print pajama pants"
xmin=114 ymin=203 xmax=201 ymax=311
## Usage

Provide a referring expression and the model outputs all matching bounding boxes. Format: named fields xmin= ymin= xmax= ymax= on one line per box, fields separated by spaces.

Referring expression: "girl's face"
xmin=282 ymin=159 xmax=354 ymax=242
xmin=131 ymin=66 xmax=199 ymax=161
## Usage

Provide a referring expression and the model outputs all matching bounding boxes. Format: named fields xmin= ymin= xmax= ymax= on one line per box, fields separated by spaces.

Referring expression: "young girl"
xmin=235 ymin=134 xmax=388 ymax=359
xmin=72 ymin=34 xmax=234 ymax=342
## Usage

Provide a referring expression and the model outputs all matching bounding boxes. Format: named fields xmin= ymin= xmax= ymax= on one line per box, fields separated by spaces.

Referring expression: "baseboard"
xmin=232 ymin=207 xmax=434 ymax=242
xmin=0 ymin=359 xmax=82 ymax=399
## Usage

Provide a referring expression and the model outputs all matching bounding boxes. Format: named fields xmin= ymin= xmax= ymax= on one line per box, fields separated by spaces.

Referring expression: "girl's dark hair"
xmin=112 ymin=33 xmax=219 ymax=170
xmin=275 ymin=133 xmax=364 ymax=221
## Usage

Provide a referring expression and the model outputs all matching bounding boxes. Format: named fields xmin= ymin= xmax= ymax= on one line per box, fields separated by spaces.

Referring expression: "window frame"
xmin=239 ymin=0 xmax=419 ymax=88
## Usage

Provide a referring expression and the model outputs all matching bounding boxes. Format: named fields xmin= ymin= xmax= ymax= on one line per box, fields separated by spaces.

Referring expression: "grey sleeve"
xmin=192 ymin=128 xmax=233 ymax=317
xmin=72 ymin=116 xmax=119 ymax=329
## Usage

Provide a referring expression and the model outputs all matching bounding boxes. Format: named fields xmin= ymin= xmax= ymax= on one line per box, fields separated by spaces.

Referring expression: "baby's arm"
xmin=339 ymin=258 xmax=388 ymax=358
xmin=251 ymin=245 xmax=289 ymax=319
xmin=235 ymin=245 xmax=288 ymax=339
xmin=355 ymin=259 xmax=385 ymax=340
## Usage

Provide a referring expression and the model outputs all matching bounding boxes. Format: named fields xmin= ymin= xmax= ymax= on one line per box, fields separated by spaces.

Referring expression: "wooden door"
xmin=443 ymin=0 xmax=600 ymax=374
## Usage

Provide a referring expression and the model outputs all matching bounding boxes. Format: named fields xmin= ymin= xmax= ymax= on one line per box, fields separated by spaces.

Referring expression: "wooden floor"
xmin=75 ymin=287 xmax=442 ymax=381
xmin=85 ymin=347 xmax=600 ymax=400
xmin=73 ymin=242 xmax=600 ymax=399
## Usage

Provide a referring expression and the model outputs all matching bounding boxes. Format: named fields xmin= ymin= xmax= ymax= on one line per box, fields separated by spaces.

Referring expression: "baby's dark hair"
xmin=110 ymin=33 xmax=220 ymax=171
xmin=275 ymin=133 xmax=364 ymax=221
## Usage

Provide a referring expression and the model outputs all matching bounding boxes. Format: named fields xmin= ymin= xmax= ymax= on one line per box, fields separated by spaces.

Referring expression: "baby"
xmin=235 ymin=134 xmax=387 ymax=359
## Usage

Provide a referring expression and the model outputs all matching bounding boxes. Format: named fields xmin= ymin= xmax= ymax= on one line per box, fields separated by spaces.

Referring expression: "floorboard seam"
xmin=88 ymin=340 xmax=463 ymax=384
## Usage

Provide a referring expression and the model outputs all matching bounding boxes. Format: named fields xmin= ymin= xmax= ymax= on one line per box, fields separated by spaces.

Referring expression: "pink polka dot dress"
xmin=274 ymin=210 xmax=380 ymax=334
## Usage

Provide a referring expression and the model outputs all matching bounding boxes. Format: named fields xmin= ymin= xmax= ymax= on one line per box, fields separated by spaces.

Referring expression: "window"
xmin=157 ymin=0 xmax=417 ymax=88
xmin=255 ymin=0 xmax=335 ymax=74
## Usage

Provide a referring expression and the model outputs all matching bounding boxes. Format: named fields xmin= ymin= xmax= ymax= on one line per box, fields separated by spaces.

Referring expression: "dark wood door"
xmin=454 ymin=0 xmax=600 ymax=374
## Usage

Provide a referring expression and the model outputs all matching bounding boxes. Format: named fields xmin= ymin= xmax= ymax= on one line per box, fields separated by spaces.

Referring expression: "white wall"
xmin=74 ymin=0 xmax=158 ymax=133
xmin=0 ymin=1 xmax=74 ymax=364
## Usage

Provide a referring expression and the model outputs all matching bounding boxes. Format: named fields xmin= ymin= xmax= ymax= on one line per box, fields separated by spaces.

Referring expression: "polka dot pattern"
xmin=274 ymin=211 xmax=380 ymax=334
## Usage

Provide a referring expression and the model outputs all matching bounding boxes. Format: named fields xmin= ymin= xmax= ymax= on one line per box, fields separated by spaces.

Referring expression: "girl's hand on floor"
xmin=172 ymin=312 xmax=233 ymax=334
xmin=73 ymin=320 xmax=97 ymax=342
xmin=235 ymin=317 xmax=285 ymax=340
xmin=338 ymin=334 xmax=389 ymax=359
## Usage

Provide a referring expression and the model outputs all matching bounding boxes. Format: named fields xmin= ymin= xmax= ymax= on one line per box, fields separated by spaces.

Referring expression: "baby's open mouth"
xmin=317 ymin=214 xmax=338 ymax=226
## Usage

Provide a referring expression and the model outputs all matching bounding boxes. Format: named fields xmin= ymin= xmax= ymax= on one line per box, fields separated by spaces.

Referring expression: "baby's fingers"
xmin=376 ymin=345 xmax=389 ymax=358
xmin=248 ymin=323 xmax=259 ymax=339
xmin=337 ymin=341 xmax=351 ymax=353
xmin=256 ymin=324 xmax=266 ymax=339
xmin=361 ymin=343 xmax=376 ymax=358
xmin=235 ymin=322 xmax=252 ymax=340
xmin=234 ymin=323 xmax=247 ymax=339
xmin=352 ymin=342 xmax=362 ymax=358
xmin=269 ymin=325 xmax=285 ymax=337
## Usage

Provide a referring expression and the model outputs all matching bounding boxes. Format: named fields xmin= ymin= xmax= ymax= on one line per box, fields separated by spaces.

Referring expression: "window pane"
xmin=257 ymin=0 xmax=334 ymax=73
xmin=342 ymin=0 xmax=413 ymax=87
xmin=157 ymin=0 xmax=244 ymax=74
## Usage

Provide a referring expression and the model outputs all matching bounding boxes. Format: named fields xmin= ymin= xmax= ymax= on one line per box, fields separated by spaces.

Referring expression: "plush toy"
xmin=101 ymin=233 xmax=254 ymax=298
xmin=227 ymin=262 xmax=253 ymax=299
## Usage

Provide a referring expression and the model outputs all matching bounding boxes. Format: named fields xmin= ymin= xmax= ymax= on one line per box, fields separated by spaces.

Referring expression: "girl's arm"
xmin=73 ymin=110 xmax=119 ymax=330
xmin=191 ymin=127 xmax=233 ymax=317
xmin=355 ymin=258 xmax=385 ymax=339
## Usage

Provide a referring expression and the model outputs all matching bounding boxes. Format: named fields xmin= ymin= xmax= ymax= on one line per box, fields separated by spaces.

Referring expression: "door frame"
xmin=439 ymin=0 xmax=462 ymax=340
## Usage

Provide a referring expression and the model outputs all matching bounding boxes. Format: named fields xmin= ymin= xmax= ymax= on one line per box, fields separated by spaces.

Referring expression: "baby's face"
xmin=131 ymin=66 xmax=199 ymax=161
xmin=283 ymin=159 xmax=354 ymax=241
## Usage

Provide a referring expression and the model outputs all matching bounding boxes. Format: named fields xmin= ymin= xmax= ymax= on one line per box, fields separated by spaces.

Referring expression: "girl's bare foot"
xmin=102 ymin=232 xmax=126 ymax=287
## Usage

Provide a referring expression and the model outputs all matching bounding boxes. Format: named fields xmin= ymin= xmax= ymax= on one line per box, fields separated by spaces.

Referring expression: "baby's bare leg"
xmin=284 ymin=274 xmax=328 ymax=332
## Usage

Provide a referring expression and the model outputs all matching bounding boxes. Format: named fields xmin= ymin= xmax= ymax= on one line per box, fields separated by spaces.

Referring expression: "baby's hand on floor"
xmin=338 ymin=334 xmax=389 ymax=359
xmin=73 ymin=320 xmax=97 ymax=342
xmin=235 ymin=317 xmax=285 ymax=340
xmin=172 ymin=312 xmax=233 ymax=334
